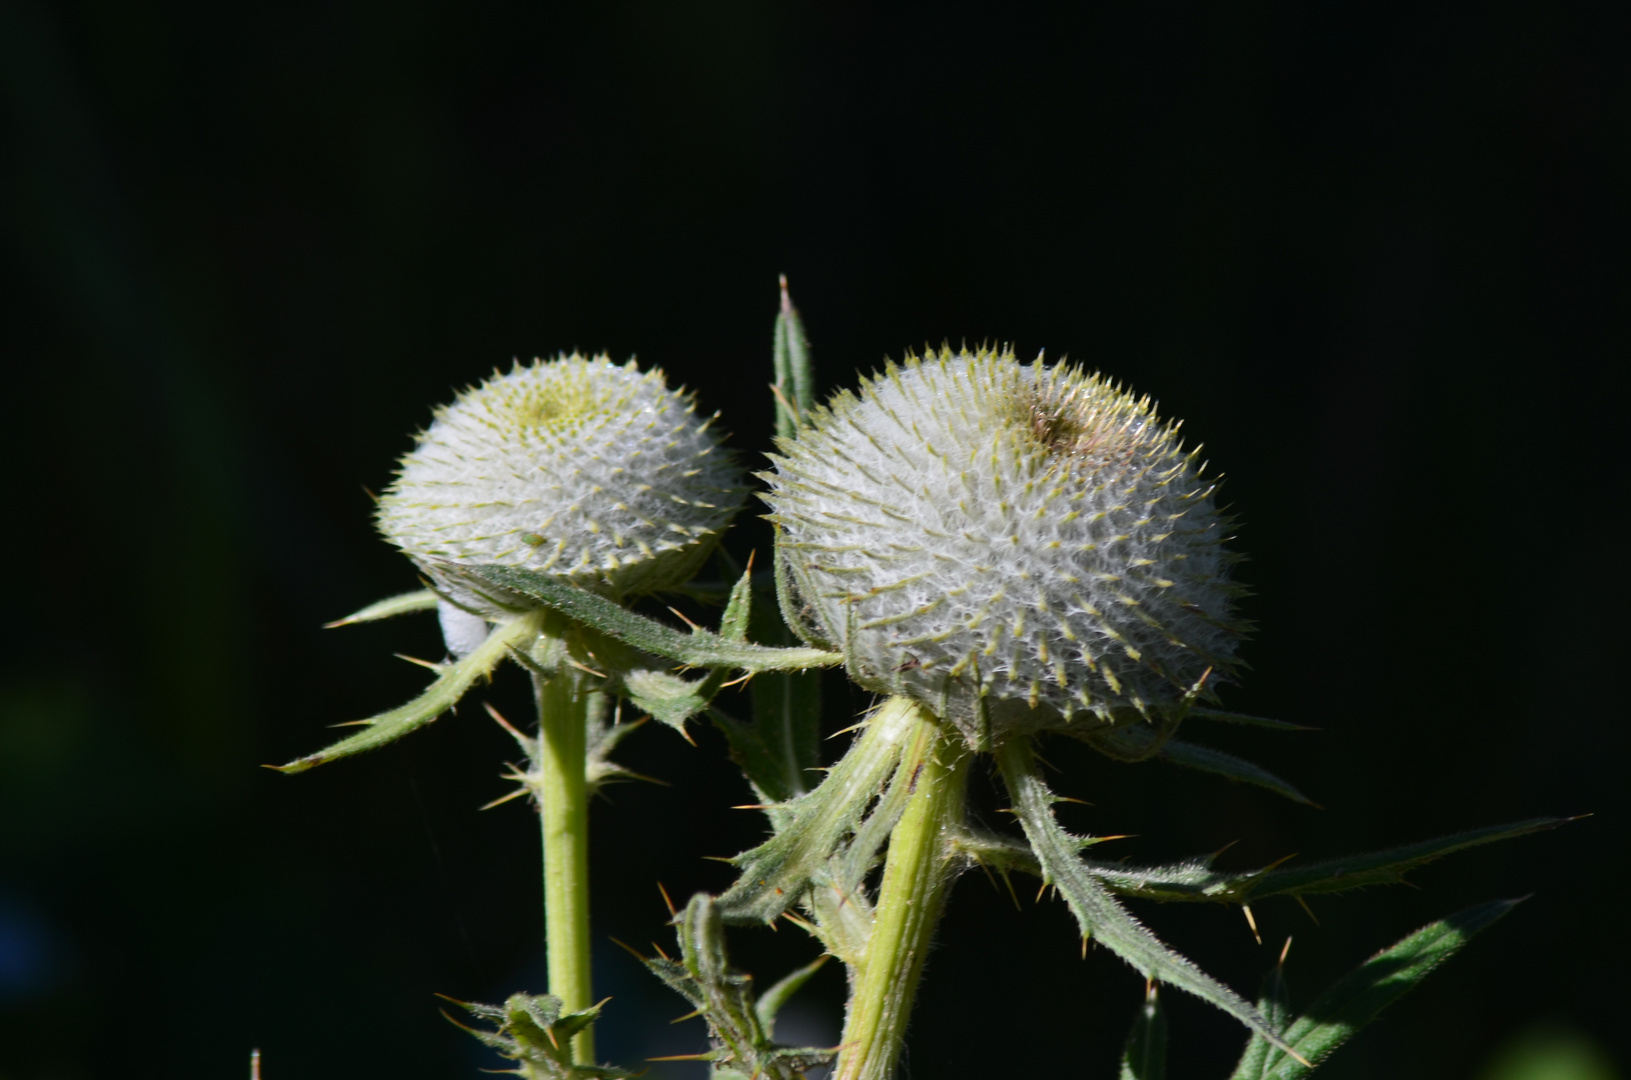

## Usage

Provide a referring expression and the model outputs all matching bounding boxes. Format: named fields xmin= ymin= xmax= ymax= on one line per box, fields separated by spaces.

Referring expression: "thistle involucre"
xmin=379 ymin=354 xmax=742 ymax=605
xmin=765 ymin=346 xmax=1244 ymax=745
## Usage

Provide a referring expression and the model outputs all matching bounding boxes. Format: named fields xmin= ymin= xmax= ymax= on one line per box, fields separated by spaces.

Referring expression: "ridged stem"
xmin=835 ymin=699 xmax=968 ymax=1080
xmin=531 ymin=663 xmax=596 ymax=1066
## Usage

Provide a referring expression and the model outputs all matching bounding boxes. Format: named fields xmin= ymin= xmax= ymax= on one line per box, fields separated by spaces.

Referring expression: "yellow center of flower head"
xmin=378 ymin=353 xmax=743 ymax=602
xmin=764 ymin=346 xmax=1246 ymax=747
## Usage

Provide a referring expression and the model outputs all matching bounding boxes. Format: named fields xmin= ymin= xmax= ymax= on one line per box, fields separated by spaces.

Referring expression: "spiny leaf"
xmin=619 ymin=668 xmax=716 ymax=732
xmin=606 ymin=565 xmax=755 ymax=734
xmin=744 ymin=570 xmax=823 ymax=805
xmin=1078 ymin=818 xmax=1569 ymax=905
xmin=718 ymin=563 xmax=755 ymax=643
xmin=996 ymin=737 xmax=1295 ymax=1056
xmin=1159 ymin=739 xmax=1317 ymax=806
xmin=324 ymin=588 xmax=438 ymax=627
xmin=1252 ymin=900 xmax=1522 ymax=1079
xmin=1189 ymin=708 xmax=1316 ymax=732
xmin=954 ymin=818 xmax=1567 ymax=911
xmin=438 ymin=562 xmax=842 ymax=672
xmin=753 ymin=955 xmax=829 ymax=1034
xmin=772 ymin=275 xmax=815 ymax=441
xmin=643 ymin=894 xmax=836 ymax=1080
xmin=715 ymin=698 xmax=924 ymax=925
xmin=1243 ymin=819 xmax=1569 ymax=901
xmin=1119 ymin=986 xmax=1167 ymax=1080
xmin=443 ymin=992 xmax=639 ymax=1079
xmin=275 ymin=611 xmax=544 ymax=773
xmin=1232 ymin=940 xmax=1294 ymax=1080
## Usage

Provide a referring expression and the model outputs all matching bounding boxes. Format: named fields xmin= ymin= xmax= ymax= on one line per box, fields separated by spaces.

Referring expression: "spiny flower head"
xmin=764 ymin=346 xmax=1245 ymax=747
xmin=379 ymin=353 xmax=743 ymax=604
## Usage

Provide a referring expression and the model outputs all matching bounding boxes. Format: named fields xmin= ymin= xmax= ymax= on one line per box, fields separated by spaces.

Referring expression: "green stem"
xmin=532 ymin=663 xmax=596 ymax=1066
xmin=835 ymin=699 xmax=969 ymax=1080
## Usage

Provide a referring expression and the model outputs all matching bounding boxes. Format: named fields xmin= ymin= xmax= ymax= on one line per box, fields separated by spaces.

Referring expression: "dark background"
xmin=1 ymin=2 xmax=1625 ymax=1078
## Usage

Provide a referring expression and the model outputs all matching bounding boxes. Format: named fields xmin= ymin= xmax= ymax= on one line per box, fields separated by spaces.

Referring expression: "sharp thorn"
xmin=1278 ymin=936 xmax=1293 ymax=966
xmin=609 ymin=937 xmax=648 ymax=962
xmin=666 ymin=606 xmax=703 ymax=633
xmin=999 ymin=868 xmax=1022 ymax=911
xmin=1242 ymin=903 xmax=1263 ymax=945
xmin=657 ymin=881 xmax=677 ymax=918
xmin=1293 ymin=894 xmax=1320 ymax=926
xmin=1259 ymin=852 xmax=1299 ymax=873
xmin=482 ymin=702 xmax=530 ymax=745
xmin=479 ymin=787 xmax=529 ymax=811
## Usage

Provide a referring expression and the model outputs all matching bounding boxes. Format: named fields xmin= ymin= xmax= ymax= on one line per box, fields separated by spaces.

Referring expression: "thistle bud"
xmin=764 ymin=346 xmax=1244 ymax=746
xmin=379 ymin=354 xmax=743 ymax=613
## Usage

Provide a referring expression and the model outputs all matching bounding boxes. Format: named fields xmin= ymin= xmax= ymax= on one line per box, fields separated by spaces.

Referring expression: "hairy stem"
xmin=835 ymin=700 xmax=968 ymax=1080
xmin=532 ymin=663 xmax=597 ymax=1065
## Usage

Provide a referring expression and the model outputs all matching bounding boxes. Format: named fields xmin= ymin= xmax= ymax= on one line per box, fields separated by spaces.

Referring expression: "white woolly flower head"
xmin=379 ymin=353 xmax=743 ymax=605
xmin=764 ymin=346 xmax=1245 ymax=747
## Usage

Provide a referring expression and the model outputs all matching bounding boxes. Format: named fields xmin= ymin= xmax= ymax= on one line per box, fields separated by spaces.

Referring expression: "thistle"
xmin=287 ymin=353 xmax=746 ymax=1069
xmin=286 ymin=289 xmax=1558 ymax=1080
xmin=379 ymin=353 xmax=742 ymax=641
xmin=764 ymin=345 xmax=1243 ymax=751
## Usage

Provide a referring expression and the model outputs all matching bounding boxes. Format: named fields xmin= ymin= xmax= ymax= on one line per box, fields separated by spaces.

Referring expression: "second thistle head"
xmin=764 ymin=346 xmax=1246 ymax=749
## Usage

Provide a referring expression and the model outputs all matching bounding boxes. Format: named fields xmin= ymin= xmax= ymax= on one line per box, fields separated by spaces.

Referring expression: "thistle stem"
xmin=531 ymin=663 xmax=597 ymax=1065
xmin=835 ymin=699 xmax=969 ymax=1080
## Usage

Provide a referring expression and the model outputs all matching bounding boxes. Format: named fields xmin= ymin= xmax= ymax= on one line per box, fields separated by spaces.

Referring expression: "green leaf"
xmin=1119 ymin=986 xmax=1168 ymax=1080
xmin=1256 ymin=900 xmax=1522 ymax=1079
xmin=618 ymin=668 xmax=717 ymax=732
xmin=717 ymin=696 xmax=926 ymax=926
xmin=613 ymin=564 xmax=755 ymax=733
xmin=274 ymin=611 xmax=544 ymax=773
xmin=1189 ymin=708 xmax=1316 ymax=732
xmin=1231 ymin=941 xmax=1294 ymax=1080
xmin=753 ymin=955 xmax=829 ymax=1034
xmin=772 ymin=276 xmax=815 ymax=441
xmin=1244 ymin=819 xmax=1568 ymax=901
xmin=995 ymin=737 xmax=1294 ymax=1055
xmin=442 ymin=991 xmax=639 ymax=1079
xmin=324 ymin=589 xmax=439 ymax=627
xmin=718 ymin=564 xmax=755 ymax=643
xmin=1159 ymin=739 xmax=1318 ymax=806
xmin=739 ymin=570 xmax=823 ymax=804
xmin=1073 ymin=817 xmax=1569 ymax=906
xmin=641 ymin=894 xmax=836 ymax=1080
xmin=954 ymin=818 xmax=1568 ymax=911
xmin=437 ymin=562 xmax=842 ymax=672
